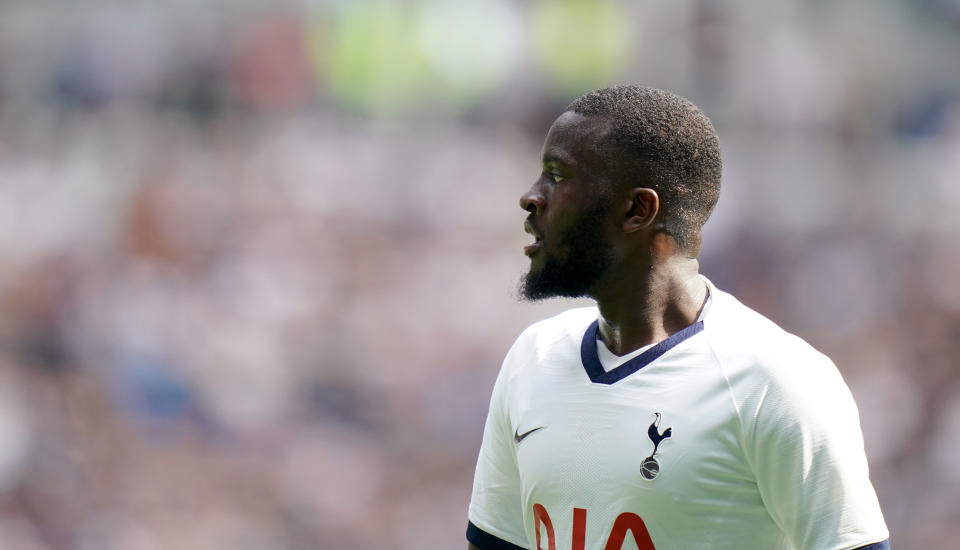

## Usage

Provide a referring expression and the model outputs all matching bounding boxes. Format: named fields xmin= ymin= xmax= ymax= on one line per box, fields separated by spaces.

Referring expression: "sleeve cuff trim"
xmin=853 ymin=540 xmax=890 ymax=550
xmin=466 ymin=521 xmax=527 ymax=550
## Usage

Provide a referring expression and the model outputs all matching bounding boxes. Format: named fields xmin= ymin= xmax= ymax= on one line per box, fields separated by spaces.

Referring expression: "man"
xmin=466 ymin=86 xmax=889 ymax=550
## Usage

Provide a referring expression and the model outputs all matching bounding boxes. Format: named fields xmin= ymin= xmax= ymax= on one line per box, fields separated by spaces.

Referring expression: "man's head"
xmin=519 ymin=85 xmax=721 ymax=301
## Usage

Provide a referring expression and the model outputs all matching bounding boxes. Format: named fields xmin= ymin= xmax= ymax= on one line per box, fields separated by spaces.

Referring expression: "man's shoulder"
xmin=707 ymin=284 xmax=815 ymax=353
xmin=515 ymin=305 xmax=598 ymax=345
xmin=496 ymin=306 xmax=597 ymax=382
xmin=705 ymin=283 xmax=842 ymax=389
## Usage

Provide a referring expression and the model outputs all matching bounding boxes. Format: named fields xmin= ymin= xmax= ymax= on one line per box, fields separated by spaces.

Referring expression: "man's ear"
xmin=623 ymin=188 xmax=659 ymax=233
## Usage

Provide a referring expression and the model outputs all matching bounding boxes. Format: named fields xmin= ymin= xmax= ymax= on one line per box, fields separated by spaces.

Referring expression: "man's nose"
xmin=519 ymin=186 xmax=545 ymax=215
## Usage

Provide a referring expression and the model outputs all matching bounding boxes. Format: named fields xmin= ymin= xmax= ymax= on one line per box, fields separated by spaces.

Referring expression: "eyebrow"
xmin=542 ymin=149 xmax=577 ymax=169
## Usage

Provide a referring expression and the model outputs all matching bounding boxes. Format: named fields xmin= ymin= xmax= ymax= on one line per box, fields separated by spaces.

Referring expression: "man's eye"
xmin=549 ymin=173 xmax=565 ymax=183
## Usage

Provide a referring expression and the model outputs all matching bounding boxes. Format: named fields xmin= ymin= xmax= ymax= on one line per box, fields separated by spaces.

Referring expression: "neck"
xmin=593 ymin=254 xmax=707 ymax=356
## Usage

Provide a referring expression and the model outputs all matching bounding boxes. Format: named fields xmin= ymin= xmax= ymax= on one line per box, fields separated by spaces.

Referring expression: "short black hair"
xmin=566 ymin=85 xmax=721 ymax=255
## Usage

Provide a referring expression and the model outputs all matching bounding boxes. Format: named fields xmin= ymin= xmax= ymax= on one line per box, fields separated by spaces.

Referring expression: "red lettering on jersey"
xmin=533 ymin=503 xmax=556 ymax=550
xmin=531 ymin=505 xmax=655 ymax=550
xmin=603 ymin=512 xmax=655 ymax=550
xmin=571 ymin=508 xmax=587 ymax=550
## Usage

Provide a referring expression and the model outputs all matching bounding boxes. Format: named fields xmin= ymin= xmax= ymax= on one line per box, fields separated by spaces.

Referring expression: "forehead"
xmin=541 ymin=111 xmax=613 ymax=168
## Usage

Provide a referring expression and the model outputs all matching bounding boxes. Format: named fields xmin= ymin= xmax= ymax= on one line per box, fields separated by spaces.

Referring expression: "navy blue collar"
xmin=580 ymin=320 xmax=705 ymax=384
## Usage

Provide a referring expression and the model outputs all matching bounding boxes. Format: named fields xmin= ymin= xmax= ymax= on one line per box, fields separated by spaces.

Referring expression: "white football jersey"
xmin=468 ymin=277 xmax=889 ymax=550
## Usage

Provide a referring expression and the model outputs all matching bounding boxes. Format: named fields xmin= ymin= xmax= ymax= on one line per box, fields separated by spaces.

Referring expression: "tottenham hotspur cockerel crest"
xmin=641 ymin=412 xmax=672 ymax=480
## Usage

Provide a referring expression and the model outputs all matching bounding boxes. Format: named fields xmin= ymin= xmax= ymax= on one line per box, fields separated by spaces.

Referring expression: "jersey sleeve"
xmin=467 ymin=344 xmax=528 ymax=550
xmin=741 ymin=345 xmax=889 ymax=550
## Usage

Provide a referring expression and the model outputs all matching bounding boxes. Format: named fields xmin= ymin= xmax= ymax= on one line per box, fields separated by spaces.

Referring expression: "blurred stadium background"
xmin=0 ymin=0 xmax=958 ymax=548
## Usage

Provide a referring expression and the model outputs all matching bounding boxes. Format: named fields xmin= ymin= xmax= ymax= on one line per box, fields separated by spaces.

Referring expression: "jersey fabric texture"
xmin=467 ymin=276 xmax=889 ymax=550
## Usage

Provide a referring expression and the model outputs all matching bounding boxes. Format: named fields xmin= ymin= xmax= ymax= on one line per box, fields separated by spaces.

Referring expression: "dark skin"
xmin=521 ymin=110 xmax=706 ymax=355
xmin=467 ymin=111 xmax=707 ymax=549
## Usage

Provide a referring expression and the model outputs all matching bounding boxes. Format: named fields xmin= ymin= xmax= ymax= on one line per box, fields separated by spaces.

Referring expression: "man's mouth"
xmin=523 ymin=220 xmax=542 ymax=256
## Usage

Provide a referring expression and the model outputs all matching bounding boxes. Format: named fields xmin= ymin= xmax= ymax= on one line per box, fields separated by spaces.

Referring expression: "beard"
xmin=519 ymin=198 xmax=616 ymax=301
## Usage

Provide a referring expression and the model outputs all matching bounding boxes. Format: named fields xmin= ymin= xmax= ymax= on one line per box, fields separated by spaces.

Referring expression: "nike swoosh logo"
xmin=514 ymin=426 xmax=546 ymax=444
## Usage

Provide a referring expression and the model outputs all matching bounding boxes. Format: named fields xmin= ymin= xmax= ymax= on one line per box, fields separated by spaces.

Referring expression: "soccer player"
xmin=466 ymin=86 xmax=890 ymax=550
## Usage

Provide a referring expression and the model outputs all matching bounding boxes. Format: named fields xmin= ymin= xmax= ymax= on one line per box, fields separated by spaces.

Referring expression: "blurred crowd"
xmin=0 ymin=0 xmax=959 ymax=548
